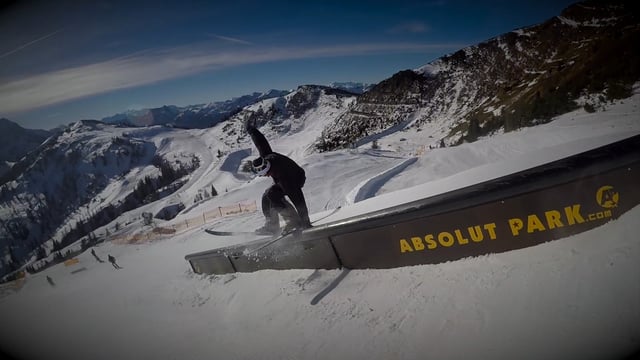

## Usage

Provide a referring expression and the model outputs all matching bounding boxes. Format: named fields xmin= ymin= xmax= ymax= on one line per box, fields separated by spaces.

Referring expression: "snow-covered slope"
xmin=0 ymin=86 xmax=359 ymax=276
xmin=0 ymin=87 xmax=638 ymax=360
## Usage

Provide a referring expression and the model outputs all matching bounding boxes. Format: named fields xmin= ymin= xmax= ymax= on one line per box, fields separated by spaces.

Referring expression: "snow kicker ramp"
xmin=186 ymin=134 xmax=640 ymax=275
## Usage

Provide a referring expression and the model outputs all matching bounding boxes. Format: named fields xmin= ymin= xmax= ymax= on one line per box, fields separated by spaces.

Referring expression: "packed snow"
xmin=0 ymin=91 xmax=639 ymax=360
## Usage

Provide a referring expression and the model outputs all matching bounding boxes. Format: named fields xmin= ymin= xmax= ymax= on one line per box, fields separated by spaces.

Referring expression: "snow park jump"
xmin=185 ymin=134 xmax=640 ymax=275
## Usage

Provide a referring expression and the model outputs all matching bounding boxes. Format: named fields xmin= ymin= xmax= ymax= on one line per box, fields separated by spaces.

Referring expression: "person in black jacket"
xmin=108 ymin=254 xmax=122 ymax=269
xmin=246 ymin=124 xmax=311 ymax=234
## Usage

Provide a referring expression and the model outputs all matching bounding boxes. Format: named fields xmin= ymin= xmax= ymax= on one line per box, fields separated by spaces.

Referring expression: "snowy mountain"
xmin=329 ymin=82 xmax=374 ymax=94
xmin=0 ymin=86 xmax=355 ymax=276
xmin=0 ymin=118 xmax=51 ymax=178
xmin=0 ymin=120 xmax=200 ymax=275
xmin=318 ymin=0 xmax=640 ymax=151
xmin=101 ymin=90 xmax=291 ymax=128
xmin=226 ymin=85 xmax=357 ymax=139
xmin=102 ymin=106 xmax=182 ymax=127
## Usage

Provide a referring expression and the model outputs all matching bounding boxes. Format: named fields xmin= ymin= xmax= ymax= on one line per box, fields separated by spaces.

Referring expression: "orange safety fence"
xmin=111 ymin=200 xmax=257 ymax=244
xmin=64 ymin=258 xmax=80 ymax=266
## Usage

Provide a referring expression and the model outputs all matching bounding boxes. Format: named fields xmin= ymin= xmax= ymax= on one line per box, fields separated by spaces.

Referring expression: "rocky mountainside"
xmin=329 ymin=82 xmax=374 ymax=94
xmin=218 ymin=85 xmax=358 ymax=146
xmin=317 ymin=0 xmax=639 ymax=151
xmin=237 ymin=86 xmax=356 ymax=126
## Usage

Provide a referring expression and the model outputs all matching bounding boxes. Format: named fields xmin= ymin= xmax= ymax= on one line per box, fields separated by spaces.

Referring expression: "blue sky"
xmin=0 ymin=0 xmax=576 ymax=130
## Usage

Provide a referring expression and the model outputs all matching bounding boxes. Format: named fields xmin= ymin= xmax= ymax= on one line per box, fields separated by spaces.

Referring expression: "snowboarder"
xmin=108 ymin=254 xmax=122 ymax=269
xmin=46 ymin=275 xmax=55 ymax=287
xmin=246 ymin=122 xmax=311 ymax=235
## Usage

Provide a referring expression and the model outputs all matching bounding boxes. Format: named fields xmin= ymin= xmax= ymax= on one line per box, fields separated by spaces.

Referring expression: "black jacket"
xmin=247 ymin=126 xmax=305 ymax=189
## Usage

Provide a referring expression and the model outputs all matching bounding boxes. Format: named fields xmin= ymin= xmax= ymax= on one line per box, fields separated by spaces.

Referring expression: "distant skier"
xmin=245 ymin=122 xmax=311 ymax=235
xmin=91 ymin=248 xmax=104 ymax=263
xmin=46 ymin=275 xmax=55 ymax=287
xmin=108 ymin=254 xmax=122 ymax=269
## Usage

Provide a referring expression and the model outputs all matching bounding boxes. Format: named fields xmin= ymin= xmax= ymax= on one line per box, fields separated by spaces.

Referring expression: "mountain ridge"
xmin=101 ymin=90 xmax=293 ymax=128
xmin=317 ymin=0 xmax=639 ymax=151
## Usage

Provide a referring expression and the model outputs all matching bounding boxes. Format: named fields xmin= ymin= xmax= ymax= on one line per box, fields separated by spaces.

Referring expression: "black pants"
xmin=262 ymin=184 xmax=310 ymax=227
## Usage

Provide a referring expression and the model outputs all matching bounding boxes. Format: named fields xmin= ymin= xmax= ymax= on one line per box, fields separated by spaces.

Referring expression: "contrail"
xmin=0 ymin=29 xmax=63 ymax=60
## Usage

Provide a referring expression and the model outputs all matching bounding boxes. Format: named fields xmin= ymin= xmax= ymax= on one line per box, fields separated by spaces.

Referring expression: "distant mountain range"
xmin=101 ymin=90 xmax=291 ymax=128
xmin=99 ymin=84 xmax=371 ymax=129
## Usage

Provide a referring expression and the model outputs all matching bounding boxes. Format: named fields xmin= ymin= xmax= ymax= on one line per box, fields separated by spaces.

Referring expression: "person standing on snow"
xmin=108 ymin=254 xmax=122 ymax=269
xmin=246 ymin=122 xmax=311 ymax=235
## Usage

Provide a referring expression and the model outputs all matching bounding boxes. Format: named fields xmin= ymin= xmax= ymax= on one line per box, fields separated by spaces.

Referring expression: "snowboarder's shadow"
xmin=310 ymin=268 xmax=350 ymax=305
xmin=91 ymin=249 xmax=104 ymax=263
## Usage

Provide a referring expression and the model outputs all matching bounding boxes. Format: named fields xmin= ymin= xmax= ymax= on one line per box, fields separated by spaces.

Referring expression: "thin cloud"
xmin=0 ymin=29 xmax=63 ymax=60
xmin=0 ymin=42 xmax=464 ymax=114
xmin=209 ymin=34 xmax=254 ymax=45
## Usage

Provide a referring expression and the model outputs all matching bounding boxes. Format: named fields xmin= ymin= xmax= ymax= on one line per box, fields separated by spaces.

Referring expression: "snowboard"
xmin=204 ymin=228 xmax=302 ymax=239
xmin=204 ymin=229 xmax=269 ymax=236
xmin=205 ymin=227 xmax=303 ymax=256
xmin=204 ymin=206 xmax=341 ymax=238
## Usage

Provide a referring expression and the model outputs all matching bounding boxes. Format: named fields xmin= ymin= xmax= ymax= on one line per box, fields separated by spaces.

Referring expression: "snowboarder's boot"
xmin=300 ymin=215 xmax=312 ymax=229
xmin=279 ymin=202 xmax=302 ymax=234
xmin=255 ymin=213 xmax=280 ymax=235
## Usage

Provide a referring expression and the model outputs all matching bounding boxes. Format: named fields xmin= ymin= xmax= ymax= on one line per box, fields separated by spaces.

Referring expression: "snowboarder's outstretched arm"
xmin=246 ymin=124 xmax=273 ymax=157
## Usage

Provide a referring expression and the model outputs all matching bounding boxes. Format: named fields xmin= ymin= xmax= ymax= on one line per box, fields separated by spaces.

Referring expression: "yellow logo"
xmin=596 ymin=185 xmax=619 ymax=208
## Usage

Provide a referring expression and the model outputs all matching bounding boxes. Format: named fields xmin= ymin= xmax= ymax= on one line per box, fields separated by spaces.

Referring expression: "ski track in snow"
xmin=219 ymin=148 xmax=251 ymax=175
xmin=348 ymin=157 xmax=418 ymax=203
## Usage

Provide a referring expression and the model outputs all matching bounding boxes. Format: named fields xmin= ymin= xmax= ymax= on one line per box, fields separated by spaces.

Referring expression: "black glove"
xmin=244 ymin=118 xmax=256 ymax=132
